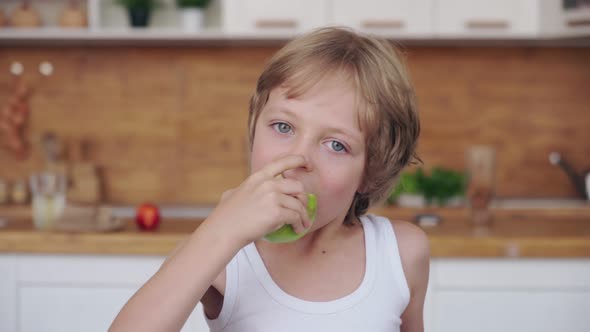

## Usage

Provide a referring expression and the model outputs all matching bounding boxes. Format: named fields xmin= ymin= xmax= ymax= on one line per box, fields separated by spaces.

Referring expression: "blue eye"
xmin=330 ymin=141 xmax=347 ymax=153
xmin=273 ymin=122 xmax=292 ymax=134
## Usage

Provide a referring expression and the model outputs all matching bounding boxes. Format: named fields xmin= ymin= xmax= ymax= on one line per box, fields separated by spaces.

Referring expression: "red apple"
xmin=135 ymin=203 xmax=161 ymax=231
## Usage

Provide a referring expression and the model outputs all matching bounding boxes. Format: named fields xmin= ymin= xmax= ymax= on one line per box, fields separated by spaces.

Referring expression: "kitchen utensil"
xmin=67 ymin=139 xmax=102 ymax=204
xmin=0 ymin=178 xmax=8 ymax=204
xmin=0 ymin=9 xmax=7 ymax=27
xmin=466 ymin=145 xmax=496 ymax=225
xmin=40 ymin=132 xmax=67 ymax=174
xmin=549 ymin=152 xmax=590 ymax=200
xmin=9 ymin=178 xmax=28 ymax=204
xmin=54 ymin=205 xmax=125 ymax=233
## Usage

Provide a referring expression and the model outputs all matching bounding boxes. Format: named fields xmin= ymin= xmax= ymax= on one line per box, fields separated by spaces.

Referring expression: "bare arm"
xmin=108 ymin=220 xmax=243 ymax=332
xmin=394 ymin=221 xmax=430 ymax=332
xmin=108 ymin=155 xmax=310 ymax=332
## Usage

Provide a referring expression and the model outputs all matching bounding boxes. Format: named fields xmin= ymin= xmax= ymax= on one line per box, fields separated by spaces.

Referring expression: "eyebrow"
xmin=271 ymin=106 xmax=363 ymax=145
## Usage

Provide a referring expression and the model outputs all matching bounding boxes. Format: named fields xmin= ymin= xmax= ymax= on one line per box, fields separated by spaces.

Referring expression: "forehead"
xmin=265 ymin=71 xmax=367 ymax=135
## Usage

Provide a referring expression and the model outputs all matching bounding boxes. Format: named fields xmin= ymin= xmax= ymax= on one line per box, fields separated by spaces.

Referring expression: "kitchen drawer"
xmin=222 ymin=0 xmax=328 ymax=35
xmin=19 ymin=286 xmax=136 ymax=332
xmin=432 ymin=290 xmax=590 ymax=332
xmin=17 ymin=254 xmax=164 ymax=285
xmin=329 ymin=0 xmax=433 ymax=38
xmin=18 ymin=286 xmax=208 ymax=332
xmin=539 ymin=0 xmax=590 ymax=37
xmin=433 ymin=259 xmax=590 ymax=289
xmin=435 ymin=0 xmax=539 ymax=38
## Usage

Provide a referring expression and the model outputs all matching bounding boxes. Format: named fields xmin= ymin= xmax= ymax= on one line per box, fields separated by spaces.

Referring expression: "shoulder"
xmin=390 ymin=219 xmax=430 ymax=293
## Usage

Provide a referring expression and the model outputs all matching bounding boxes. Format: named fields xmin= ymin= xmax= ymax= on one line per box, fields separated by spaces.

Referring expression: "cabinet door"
xmin=538 ymin=0 xmax=590 ymax=37
xmin=435 ymin=0 xmax=538 ymax=38
xmin=432 ymin=290 xmax=590 ymax=332
xmin=16 ymin=254 xmax=209 ymax=332
xmin=330 ymin=0 xmax=433 ymax=37
xmin=19 ymin=286 xmax=208 ymax=332
xmin=430 ymin=259 xmax=590 ymax=332
xmin=0 ymin=256 xmax=17 ymax=332
xmin=19 ymin=286 xmax=136 ymax=332
xmin=223 ymin=0 xmax=327 ymax=35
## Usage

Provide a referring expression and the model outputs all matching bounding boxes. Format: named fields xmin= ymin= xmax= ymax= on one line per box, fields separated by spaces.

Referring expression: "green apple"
xmin=263 ymin=193 xmax=317 ymax=243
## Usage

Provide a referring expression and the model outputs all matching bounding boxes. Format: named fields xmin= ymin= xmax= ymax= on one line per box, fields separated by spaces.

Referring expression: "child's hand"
xmin=207 ymin=155 xmax=312 ymax=247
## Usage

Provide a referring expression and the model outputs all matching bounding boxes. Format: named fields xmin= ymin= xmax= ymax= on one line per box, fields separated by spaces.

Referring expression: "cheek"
xmin=250 ymin=127 xmax=283 ymax=174
xmin=318 ymin=155 xmax=364 ymax=192
xmin=315 ymin=161 xmax=364 ymax=220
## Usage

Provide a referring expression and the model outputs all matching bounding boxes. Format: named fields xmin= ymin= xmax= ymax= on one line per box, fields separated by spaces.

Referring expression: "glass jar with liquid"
xmin=29 ymin=172 xmax=67 ymax=230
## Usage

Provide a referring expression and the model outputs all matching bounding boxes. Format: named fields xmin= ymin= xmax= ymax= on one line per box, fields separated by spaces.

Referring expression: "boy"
xmin=110 ymin=27 xmax=429 ymax=332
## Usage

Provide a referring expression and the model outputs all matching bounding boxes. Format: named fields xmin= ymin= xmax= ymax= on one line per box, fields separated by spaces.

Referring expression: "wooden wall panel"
xmin=0 ymin=46 xmax=589 ymax=205
xmin=408 ymin=47 xmax=590 ymax=198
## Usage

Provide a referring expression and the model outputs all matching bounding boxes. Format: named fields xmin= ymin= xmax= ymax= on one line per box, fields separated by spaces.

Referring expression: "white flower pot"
xmin=179 ymin=8 xmax=204 ymax=32
xmin=396 ymin=194 xmax=426 ymax=208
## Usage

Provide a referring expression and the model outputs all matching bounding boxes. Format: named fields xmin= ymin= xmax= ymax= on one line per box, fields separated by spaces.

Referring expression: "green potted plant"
xmin=388 ymin=168 xmax=427 ymax=207
xmin=424 ymin=167 xmax=467 ymax=206
xmin=388 ymin=167 xmax=466 ymax=207
xmin=116 ymin=0 xmax=161 ymax=27
xmin=176 ymin=0 xmax=211 ymax=32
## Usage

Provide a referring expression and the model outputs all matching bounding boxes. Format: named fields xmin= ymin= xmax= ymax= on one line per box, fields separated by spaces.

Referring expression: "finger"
xmin=256 ymin=155 xmax=307 ymax=183
xmin=276 ymin=208 xmax=308 ymax=235
xmin=279 ymin=194 xmax=310 ymax=231
xmin=275 ymin=178 xmax=305 ymax=196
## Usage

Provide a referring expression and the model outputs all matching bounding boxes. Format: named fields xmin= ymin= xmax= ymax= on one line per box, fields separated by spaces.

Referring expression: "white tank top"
xmin=205 ymin=214 xmax=410 ymax=332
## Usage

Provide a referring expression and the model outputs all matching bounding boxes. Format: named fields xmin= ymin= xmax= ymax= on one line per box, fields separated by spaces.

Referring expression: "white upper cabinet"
xmin=539 ymin=0 xmax=590 ymax=37
xmin=329 ymin=0 xmax=433 ymax=38
xmin=435 ymin=0 xmax=539 ymax=38
xmin=0 ymin=0 xmax=588 ymax=42
xmin=222 ymin=0 xmax=328 ymax=35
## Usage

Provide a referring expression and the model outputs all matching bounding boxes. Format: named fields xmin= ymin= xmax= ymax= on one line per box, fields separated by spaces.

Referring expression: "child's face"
xmin=250 ymin=73 xmax=366 ymax=229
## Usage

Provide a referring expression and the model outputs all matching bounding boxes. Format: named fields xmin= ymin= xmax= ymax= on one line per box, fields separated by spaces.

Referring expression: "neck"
xmin=256 ymin=213 xmax=360 ymax=257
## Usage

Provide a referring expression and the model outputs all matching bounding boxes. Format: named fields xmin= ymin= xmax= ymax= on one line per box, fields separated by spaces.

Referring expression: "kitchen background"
xmin=1 ymin=1 xmax=590 ymax=332
xmin=1 ymin=46 xmax=590 ymax=204
xmin=0 ymin=0 xmax=589 ymax=205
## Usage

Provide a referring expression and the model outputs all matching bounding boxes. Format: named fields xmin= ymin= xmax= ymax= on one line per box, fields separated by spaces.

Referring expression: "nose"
xmin=284 ymin=136 xmax=314 ymax=173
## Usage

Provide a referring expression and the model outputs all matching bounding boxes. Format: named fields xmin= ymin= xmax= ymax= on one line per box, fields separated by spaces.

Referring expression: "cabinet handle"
xmin=361 ymin=19 xmax=405 ymax=29
xmin=567 ymin=18 xmax=590 ymax=27
xmin=465 ymin=20 xmax=510 ymax=29
xmin=255 ymin=19 xmax=298 ymax=29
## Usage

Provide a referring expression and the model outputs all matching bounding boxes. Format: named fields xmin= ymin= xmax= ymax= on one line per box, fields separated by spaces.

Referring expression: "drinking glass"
xmin=29 ymin=172 xmax=67 ymax=230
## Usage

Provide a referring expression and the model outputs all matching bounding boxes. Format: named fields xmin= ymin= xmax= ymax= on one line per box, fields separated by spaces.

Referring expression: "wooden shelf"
xmin=0 ymin=27 xmax=296 ymax=45
xmin=1 ymin=28 xmax=590 ymax=47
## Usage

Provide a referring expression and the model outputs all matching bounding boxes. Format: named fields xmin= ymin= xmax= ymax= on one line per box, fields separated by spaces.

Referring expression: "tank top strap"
xmin=362 ymin=214 xmax=410 ymax=307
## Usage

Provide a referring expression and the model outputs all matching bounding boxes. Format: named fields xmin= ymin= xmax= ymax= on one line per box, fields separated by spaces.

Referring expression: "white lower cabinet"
xmin=19 ymin=287 xmax=137 ymax=332
xmin=426 ymin=259 xmax=590 ymax=332
xmin=1 ymin=255 xmax=589 ymax=332
xmin=0 ymin=254 xmax=209 ymax=332
xmin=433 ymin=290 xmax=590 ymax=332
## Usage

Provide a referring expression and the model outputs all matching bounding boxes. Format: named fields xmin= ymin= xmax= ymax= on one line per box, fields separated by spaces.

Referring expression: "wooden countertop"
xmin=1 ymin=205 xmax=590 ymax=258
xmin=373 ymin=206 xmax=590 ymax=258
